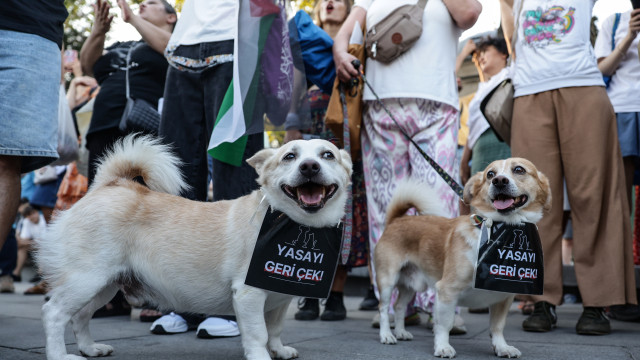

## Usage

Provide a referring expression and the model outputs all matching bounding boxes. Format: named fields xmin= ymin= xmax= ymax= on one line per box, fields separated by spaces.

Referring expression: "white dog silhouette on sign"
xmin=285 ymin=225 xmax=320 ymax=250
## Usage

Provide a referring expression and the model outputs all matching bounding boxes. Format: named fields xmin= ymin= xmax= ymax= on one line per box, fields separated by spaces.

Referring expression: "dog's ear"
xmin=246 ymin=148 xmax=276 ymax=174
xmin=463 ymin=172 xmax=483 ymax=205
xmin=339 ymin=149 xmax=353 ymax=177
xmin=537 ymin=170 xmax=552 ymax=213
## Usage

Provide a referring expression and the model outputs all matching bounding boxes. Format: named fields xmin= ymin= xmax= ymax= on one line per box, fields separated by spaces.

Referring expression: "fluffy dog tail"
xmin=91 ymin=134 xmax=189 ymax=196
xmin=385 ymin=180 xmax=449 ymax=226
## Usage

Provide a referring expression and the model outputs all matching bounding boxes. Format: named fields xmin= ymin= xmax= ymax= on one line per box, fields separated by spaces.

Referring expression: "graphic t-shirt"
xmin=594 ymin=11 xmax=640 ymax=113
xmin=512 ymin=0 xmax=604 ymax=97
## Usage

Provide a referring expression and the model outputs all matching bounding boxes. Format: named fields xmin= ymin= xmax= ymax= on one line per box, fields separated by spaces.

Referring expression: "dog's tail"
xmin=385 ymin=180 xmax=449 ymax=226
xmin=91 ymin=134 xmax=189 ymax=196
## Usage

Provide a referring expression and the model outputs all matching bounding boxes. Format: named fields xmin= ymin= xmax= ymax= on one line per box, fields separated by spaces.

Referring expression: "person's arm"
xmin=443 ymin=0 xmax=482 ymax=30
xmin=598 ymin=9 xmax=640 ymax=76
xmin=455 ymin=39 xmax=477 ymax=74
xmin=333 ymin=6 xmax=367 ymax=82
xmin=117 ymin=0 xmax=173 ymax=54
xmin=80 ymin=0 xmax=113 ymax=76
xmin=460 ymin=144 xmax=473 ymax=185
xmin=66 ymin=76 xmax=99 ymax=109
xmin=499 ymin=0 xmax=515 ymax=51
xmin=284 ymin=68 xmax=307 ymax=143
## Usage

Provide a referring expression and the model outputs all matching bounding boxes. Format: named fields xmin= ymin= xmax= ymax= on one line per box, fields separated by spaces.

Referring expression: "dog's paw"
xmin=394 ymin=329 xmax=413 ymax=341
xmin=269 ymin=345 xmax=299 ymax=359
xmin=379 ymin=329 xmax=397 ymax=345
xmin=434 ymin=344 xmax=456 ymax=358
xmin=494 ymin=344 xmax=521 ymax=358
xmin=79 ymin=343 xmax=113 ymax=357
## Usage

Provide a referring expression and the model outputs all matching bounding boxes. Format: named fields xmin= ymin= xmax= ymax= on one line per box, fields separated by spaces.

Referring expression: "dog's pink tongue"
xmin=299 ymin=191 xmax=323 ymax=205
xmin=493 ymin=198 xmax=514 ymax=210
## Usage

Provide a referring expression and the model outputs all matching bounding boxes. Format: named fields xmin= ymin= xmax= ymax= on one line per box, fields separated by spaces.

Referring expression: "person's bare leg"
xmin=40 ymin=207 xmax=54 ymax=224
xmin=331 ymin=266 xmax=348 ymax=292
xmin=13 ymin=240 xmax=30 ymax=279
xmin=0 ymin=156 xmax=21 ymax=250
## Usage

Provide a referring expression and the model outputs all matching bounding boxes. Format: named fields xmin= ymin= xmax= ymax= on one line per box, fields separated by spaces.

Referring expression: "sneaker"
xmin=150 ymin=312 xmax=188 ymax=334
xmin=359 ymin=286 xmax=379 ymax=311
xmin=576 ymin=307 xmax=611 ymax=335
xmin=321 ymin=292 xmax=346 ymax=321
xmin=0 ymin=275 xmax=14 ymax=293
xmin=563 ymin=294 xmax=578 ymax=304
xmin=606 ymin=304 xmax=640 ymax=322
xmin=522 ymin=301 xmax=557 ymax=332
xmin=295 ymin=298 xmax=319 ymax=321
xmin=197 ymin=317 xmax=240 ymax=338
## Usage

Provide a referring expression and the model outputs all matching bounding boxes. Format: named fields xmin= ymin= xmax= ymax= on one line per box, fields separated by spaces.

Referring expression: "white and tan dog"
xmin=36 ymin=135 xmax=352 ymax=360
xmin=374 ymin=158 xmax=551 ymax=358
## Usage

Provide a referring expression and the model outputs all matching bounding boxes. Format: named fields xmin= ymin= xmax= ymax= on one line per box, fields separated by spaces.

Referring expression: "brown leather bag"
xmin=325 ymin=23 xmax=366 ymax=158
xmin=364 ymin=0 xmax=427 ymax=64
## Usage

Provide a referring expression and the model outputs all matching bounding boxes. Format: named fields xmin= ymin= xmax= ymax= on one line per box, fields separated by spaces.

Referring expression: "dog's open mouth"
xmin=282 ymin=183 xmax=338 ymax=212
xmin=492 ymin=194 xmax=528 ymax=213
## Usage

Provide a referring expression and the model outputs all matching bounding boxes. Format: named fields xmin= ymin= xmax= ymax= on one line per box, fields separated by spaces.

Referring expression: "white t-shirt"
xmin=20 ymin=214 xmax=46 ymax=241
xmin=594 ymin=11 xmax=640 ymax=113
xmin=467 ymin=67 xmax=511 ymax=149
xmin=355 ymin=0 xmax=462 ymax=109
xmin=512 ymin=0 xmax=604 ymax=97
xmin=167 ymin=0 xmax=237 ymax=47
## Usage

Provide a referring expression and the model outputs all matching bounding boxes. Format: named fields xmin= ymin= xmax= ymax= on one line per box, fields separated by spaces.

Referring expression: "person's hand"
xmin=92 ymin=0 xmax=114 ymax=35
xmin=461 ymin=39 xmax=477 ymax=57
xmin=284 ymin=129 xmax=303 ymax=143
xmin=627 ymin=9 xmax=640 ymax=40
xmin=334 ymin=50 xmax=361 ymax=83
xmin=71 ymin=76 xmax=98 ymax=89
xmin=117 ymin=0 xmax=135 ymax=24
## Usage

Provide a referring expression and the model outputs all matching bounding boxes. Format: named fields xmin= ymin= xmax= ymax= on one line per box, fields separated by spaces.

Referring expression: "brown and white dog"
xmin=374 ymin=158 xmax=551 ymax=358
xmin=36 ymin=135 xmax=352 ymax=360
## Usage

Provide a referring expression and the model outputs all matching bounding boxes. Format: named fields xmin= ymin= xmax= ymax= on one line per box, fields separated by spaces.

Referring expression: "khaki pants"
xmin=511 ymin=86 xmax=637 ymax=307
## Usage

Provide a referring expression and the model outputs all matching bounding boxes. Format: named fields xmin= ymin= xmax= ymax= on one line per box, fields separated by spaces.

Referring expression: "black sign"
xmin=474 ymin=221 xmax=544 ymax=295
xmin=245 ymin=208 xmax=342 ymax=299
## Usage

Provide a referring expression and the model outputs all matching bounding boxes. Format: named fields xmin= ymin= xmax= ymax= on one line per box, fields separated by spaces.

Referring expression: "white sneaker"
xmin=150 ymin=312 xmax=188 ymax=334
xmin=196 ymin=317 xmax=240 ymax=338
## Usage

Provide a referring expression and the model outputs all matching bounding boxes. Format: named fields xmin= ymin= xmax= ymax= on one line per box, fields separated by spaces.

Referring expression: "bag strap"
xmin=611 ymin=13 xmax=621 ymax=51
xmin=124 ymin=43 xmax=141 ymax=100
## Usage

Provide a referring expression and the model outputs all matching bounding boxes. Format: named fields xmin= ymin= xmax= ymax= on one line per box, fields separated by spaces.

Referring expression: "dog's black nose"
xmin=492 ymin=175 xmax=509 ymax=188
xmin=299 ymin=160 xmax=320 ymax=178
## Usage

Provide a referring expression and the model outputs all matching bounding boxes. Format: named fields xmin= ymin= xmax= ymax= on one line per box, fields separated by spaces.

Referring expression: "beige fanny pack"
xmin=365 ymin=0 xmax=427 ymax=64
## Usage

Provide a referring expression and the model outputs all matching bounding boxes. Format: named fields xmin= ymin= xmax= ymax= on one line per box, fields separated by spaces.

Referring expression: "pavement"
xmin=1 ymin=278 xmax=639 ymax=360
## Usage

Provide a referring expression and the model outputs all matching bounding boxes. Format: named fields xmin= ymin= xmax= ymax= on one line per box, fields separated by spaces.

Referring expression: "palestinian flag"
xmin=208 ymin=0 xmax=293 ymax=166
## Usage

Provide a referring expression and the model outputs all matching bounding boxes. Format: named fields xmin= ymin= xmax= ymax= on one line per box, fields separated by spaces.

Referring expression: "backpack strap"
xmin=611 ymin=13 xmax=621 ymax=51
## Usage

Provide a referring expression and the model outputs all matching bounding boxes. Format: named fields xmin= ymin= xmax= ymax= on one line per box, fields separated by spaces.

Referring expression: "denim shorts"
xmin=0 ymin=30 xmax=60 ymax=173
xmin=616 ymin=112 xmax=640 ymax=158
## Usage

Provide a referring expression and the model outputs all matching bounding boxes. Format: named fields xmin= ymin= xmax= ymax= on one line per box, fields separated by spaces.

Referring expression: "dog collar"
xmin=470 ymin=214 xmax=484 ymax=229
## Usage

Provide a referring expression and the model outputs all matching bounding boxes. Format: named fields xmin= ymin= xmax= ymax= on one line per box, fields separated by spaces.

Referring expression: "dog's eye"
xmin=321 ymin=151 xmax=335 ymax=160
xmin=283 ymin=153 xmax=295 ymax=161
xmin=513 ymin=166 xmax=526 ymax=175
xmin=486 ymin=170 xmax=495 ymax=180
